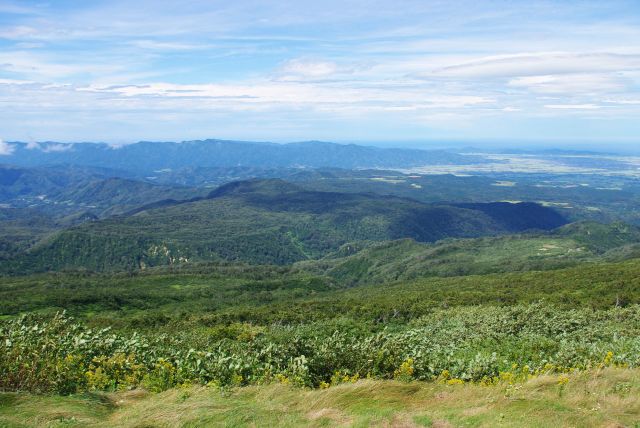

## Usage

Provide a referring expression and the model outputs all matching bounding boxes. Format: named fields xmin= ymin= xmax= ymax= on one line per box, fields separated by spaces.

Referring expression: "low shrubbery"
xmin=2 ymin=304 xmax=639 ymax=394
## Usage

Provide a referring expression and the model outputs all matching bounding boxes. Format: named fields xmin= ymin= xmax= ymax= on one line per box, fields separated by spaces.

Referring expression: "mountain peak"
xmin=206 ymin=178 xmax=301 ymax=198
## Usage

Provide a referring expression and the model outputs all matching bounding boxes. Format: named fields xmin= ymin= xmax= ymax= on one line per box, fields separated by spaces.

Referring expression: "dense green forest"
xmin=2 ymin=167 xmax=640 ymax=426
xmin=0 ymin=179 xmax=568 ymax=273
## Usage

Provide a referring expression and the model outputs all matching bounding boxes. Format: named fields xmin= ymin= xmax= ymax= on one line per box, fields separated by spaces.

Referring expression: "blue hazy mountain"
xmin=2 ymin=140 xmax=488 ymax=172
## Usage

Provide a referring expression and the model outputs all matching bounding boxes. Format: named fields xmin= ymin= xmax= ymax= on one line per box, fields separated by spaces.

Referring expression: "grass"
xmin=2 ymin=258 xmax=640 ymax=328
xmin=317 ymin=235 xmax=591 ymax=286
xmin=2 ymin=368 xmax=639 ymax=427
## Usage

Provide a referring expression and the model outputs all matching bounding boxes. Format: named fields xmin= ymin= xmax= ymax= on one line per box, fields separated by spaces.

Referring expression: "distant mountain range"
xmin=1 ymin=140 xmax=489 ymax=172
xmin=4 ymin=140 xmax=639 ymax=277
xmin=0 ymin=164 xmax=200 ymax=216
xmin=2 ymin=179 xmax=567 ymax=273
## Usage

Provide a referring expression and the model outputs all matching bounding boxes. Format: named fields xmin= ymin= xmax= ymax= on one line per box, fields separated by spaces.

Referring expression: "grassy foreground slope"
xmin=2 ymin=368 xmax=639 ymax=427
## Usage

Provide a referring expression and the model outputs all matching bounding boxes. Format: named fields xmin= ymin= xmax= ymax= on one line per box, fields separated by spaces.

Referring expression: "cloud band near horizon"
xmin=0 ymin=0 xmax=639 ymax=146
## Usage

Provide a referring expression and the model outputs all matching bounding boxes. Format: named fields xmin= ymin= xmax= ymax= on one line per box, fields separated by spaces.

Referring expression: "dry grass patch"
xmin=2 ymin=368 xmax=640 ymax=427
xmin=306 ymin=407 xmax=352 ymax=425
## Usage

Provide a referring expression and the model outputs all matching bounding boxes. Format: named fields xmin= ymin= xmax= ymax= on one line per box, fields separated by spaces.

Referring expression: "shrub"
xmin=2 ymin=305 xmax=640 ymax=394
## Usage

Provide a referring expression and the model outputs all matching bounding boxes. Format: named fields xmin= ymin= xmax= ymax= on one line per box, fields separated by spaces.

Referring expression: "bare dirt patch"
xmin=306 ymin=407 xmax=351 ymax=425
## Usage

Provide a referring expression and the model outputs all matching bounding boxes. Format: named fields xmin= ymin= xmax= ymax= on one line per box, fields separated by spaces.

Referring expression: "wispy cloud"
xmin=427 ymin=52 xmax=640 ymax=78
xmin=0 ymin=51 xmax=125 ymax=80
xmin=0 ymin=139 xmax=15 ymax=155
xmin=508 ymin=73 xmax=629 ymax=94
xmin=278 ymin=59 xmax=341 ymax=79
xmin=0 ymin=0 xmax=639 ymax=144
xmin=544 ymin=104 xmax=605 ymax=110
xmin=127 ymin=40 xmax=212 ymax=51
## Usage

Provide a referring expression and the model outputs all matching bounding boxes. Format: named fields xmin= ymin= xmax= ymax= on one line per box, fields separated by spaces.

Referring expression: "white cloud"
xmin=279 ymin=59 xmax=340 ymax=78
xmin=0 ymin=25 xmax=39 ymax=39
xmin=427 ymin=52 xmax=640 ymax=79
xmin=275 ymin=58 xmax=376 ymax=83
xmin=25 ymin=141 xmax=40 ymax=150
xmin=0 ymin=51 xmax=123 ymax=80
xmin=508 ymin=73 xmax=628 ymax=94
xmin=508 ymin=75 xmax=556 ymax=87
xmin=40 ymin=143 xmax=73 ymax=152
xmin=127 ymin=40 xmax=210 ymax=51
xmin=544 ymin=104 xmax=604 ymax=110
xmin=0 ymin=139 xmax=15 ymax=155
xmin=0 ymin=1 xmax=639 ymax=142
xmin=77 ymin=81 xmax=495 ymax=110
xmin=25 ymin=141 xmax=73 ymax=153
xmin=603 ymin=98 xmax=640 ymax=105
xmin=24 ymin=141 xmax=72 ymax=152
xmin=14 ymin=41 xmax=45 ymax=49
xmin=0 ymin=78 xmax=34 ymax=85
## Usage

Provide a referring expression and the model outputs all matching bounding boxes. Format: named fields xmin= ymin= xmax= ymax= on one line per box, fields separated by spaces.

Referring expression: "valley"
xmin=1 ymin=140 xmax=640 ymax=427
xmin=0 ymin=0 xmax=640 ymax=428
xmin=3 ymin=1 xmax=640 ymax=424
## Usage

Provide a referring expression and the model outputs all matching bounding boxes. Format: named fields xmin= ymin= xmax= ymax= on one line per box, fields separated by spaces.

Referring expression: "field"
xmin=2 ymin=368 xmax=639 ymax=427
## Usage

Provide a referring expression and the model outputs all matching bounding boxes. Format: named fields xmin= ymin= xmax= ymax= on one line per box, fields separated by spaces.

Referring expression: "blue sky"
xmin=0 ymin=0 xmax=639 ymax=148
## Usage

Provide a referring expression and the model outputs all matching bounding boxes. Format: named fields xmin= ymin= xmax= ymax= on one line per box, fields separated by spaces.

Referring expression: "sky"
xmin=0 ymin=0 xmax=640 ymax=148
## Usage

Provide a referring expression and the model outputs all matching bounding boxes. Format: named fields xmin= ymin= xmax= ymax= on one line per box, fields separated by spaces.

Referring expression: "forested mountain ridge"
xmin=0 ymin=164 xmax=200 ymax=216
xmin=1 ymin=179 xmax=567 ymax=273
xmin=296 ymin=221 xmax=640 ymax=285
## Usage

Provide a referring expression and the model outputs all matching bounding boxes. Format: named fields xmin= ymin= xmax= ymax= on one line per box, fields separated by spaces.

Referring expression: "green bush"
xmin=2 ymin=305 xmax=639 ymax=394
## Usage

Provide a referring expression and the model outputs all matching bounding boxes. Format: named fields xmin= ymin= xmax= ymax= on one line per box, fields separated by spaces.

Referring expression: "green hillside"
xmin=2 ymin=256 xmax=639 ymax=322
xmin=555 ymin=221 xmax=640 ymax=252
xmin=2 ymin=179 xmax=567 ymax=273
xmin=0 ymin=165 xmax=200 ymax=217
xmin=4 ymin=169 xmax=640 ymax=428
xmin=298 ymin=221 xmax=640 ymax=285
xmin=2 ymin=259 xmax=640 ymax=406
xmin=0 ymin=208 xmax=59 ymax=261
xmin=2 ymin=224 xmax=640 ymax=427
xmin=304 ymin=236 xmax=587 ymax=285
xmin=0 ymin=165 xmax=206 ymax=262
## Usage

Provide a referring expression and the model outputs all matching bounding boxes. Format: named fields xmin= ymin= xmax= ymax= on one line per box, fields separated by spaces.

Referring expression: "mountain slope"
xmin=0 ymin=164 xmax=201 ymax=216
xmin=300 ymin=221 xmax=640 ymax=286
xmin=2 ymin=179 xmax=567 ymax=273
xmin=0 ymin=165 xmax=206 ymax=261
